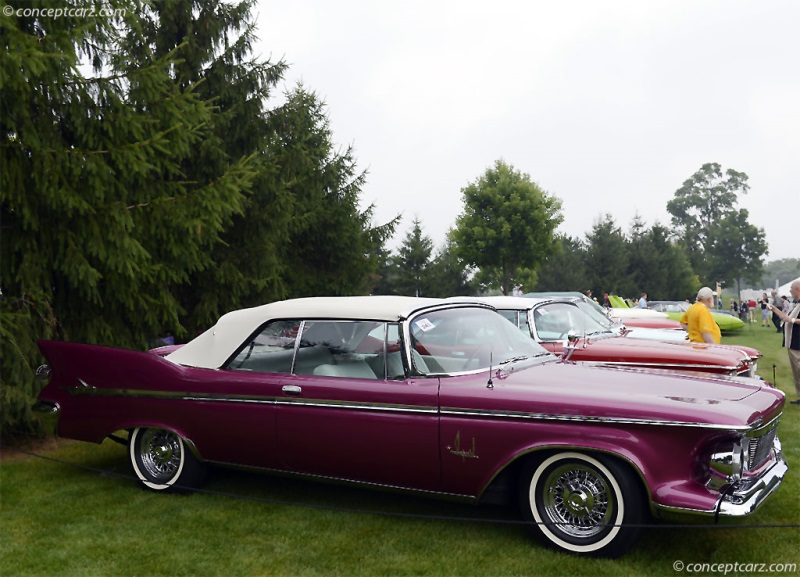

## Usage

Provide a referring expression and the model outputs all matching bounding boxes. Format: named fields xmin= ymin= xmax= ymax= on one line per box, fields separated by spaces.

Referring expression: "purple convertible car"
xmin=35 ymin=296 xmax=787 ymax=557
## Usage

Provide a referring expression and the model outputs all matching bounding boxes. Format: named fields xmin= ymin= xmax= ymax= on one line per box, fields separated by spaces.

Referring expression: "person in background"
xmin=739 ymin=300 xmax=749 ymax=322
xmin=771 ymin=290 xmax=784 ymax=332
xmin=748 ymin=298 xmax=757 ymax=322
xmin=731 ymin=299 xmax=738 ymax=315
xmin=680 ymin=287 xmax=721 ymax=344
xmin=602 ymin=293 xmax=611 ymax=308
xmin=638 ymin=292 xmax=648 ymax=308
xmin=761 ymin=294 xmax=770 ymax=327
xmin=717 ymin=298 xmax=723 ymax=311
xmin=768 ymin=280 xmax=800 ymax=404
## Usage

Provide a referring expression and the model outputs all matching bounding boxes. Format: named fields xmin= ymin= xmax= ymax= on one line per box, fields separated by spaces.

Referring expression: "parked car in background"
xmin=649 ymin=300 xmax=745 ymax=332
xmin=459 ymin=296 xmax=761 ymax=377
xmin=35 ymin=296 xmax=785 ymax=558
xmin=525 ymin=292 xmax=684 ymax=331
xmin=552 ymin=295 xmax=688 ymax=343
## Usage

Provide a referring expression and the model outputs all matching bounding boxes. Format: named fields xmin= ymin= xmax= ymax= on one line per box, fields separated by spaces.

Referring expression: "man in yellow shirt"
xmin=680 ymin=287 xmax=721 ymax=344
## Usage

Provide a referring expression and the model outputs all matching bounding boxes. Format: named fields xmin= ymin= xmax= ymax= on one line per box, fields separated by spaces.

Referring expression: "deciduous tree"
xmin=666 ymin=162 xmax=759 ymax=281
xmin=707 ymin=209 xmax=768 ymax=296
xmin=452 ymin=160 xmax=562 ymax=295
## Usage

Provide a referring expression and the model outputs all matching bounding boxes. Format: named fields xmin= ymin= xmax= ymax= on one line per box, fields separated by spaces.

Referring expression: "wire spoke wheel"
xmin=541 ymin=463 xmax=612 ymax=538
xmin=139 ymin=429 xmax=183 ymax=481
xmin=520 ymin=452 xmax=644 ymax=557
xmin=129 ymin=427 xmax=205 ymax=492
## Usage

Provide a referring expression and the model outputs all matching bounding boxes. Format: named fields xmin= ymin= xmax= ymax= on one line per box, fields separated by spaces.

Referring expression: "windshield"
xmin=574 ymin=300 xmax=617 ymax=329
xmin=407 ymin=307 xmax=550 ymax=375
xmin=532 ymin=302 xmax=611 ymax=341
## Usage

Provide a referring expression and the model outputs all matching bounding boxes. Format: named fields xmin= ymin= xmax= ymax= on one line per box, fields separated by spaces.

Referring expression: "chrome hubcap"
xmin=542 ymin=463 xmax=613 ymax=538
xmin=140 ymin=430 xmax=182 ymax=481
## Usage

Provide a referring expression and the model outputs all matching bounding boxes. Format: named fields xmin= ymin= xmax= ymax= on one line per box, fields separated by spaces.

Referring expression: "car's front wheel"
xmin=129 ymin=427 xmax=205 ymax=492
xmin=519 ymin=451 xmax=645 ymax=557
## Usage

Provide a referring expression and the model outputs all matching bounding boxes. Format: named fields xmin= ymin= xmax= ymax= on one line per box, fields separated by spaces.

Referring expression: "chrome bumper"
xmin=717 ymin=439 xmax=788 ymax=517
xmin=32 ymin=400 xmax=60 ymax=436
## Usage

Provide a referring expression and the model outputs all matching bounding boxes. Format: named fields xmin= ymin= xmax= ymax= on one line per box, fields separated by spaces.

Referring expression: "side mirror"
xmin=561 ymin=330 xmax=580 ymax=362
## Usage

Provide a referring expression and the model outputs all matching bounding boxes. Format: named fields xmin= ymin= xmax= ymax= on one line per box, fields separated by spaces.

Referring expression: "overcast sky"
xmin=255 ymin=0 xmax=798 ymax=264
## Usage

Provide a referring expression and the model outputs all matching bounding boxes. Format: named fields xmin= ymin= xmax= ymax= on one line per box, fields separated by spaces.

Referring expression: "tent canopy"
xmin=777 ymin=277 xmax=800 ymax=297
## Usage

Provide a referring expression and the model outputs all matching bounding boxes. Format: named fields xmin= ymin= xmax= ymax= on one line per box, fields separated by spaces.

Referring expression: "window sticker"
xmin=415 ymin=318 xmax=435 ymax=332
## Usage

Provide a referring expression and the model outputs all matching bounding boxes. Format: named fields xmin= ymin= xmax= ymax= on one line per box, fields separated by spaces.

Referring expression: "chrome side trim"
xmin=440 ymin=407 xmax=752 ymax=431
xmin=62 ymin=387 xmax=438 ymax=415
xmin=652 ymin=502 xmax=716 ymax=518
xmin=579 ymin=360 xmax=740 ymax=372
xmin=62 ymin=386 xmax=763 ymax=431
xmin=274 ymin=398 xmax=438 ymax=414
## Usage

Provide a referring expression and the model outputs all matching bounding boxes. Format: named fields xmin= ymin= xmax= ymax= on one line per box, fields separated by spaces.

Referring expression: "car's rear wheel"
xmin=519 ymin=451 xmax=644 ymax=557
xmin=129 ymin=427 xmax=205 ymax=492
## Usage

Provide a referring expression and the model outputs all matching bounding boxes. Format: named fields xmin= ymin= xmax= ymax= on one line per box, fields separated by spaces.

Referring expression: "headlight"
xmin=708 ymin=437 xmax=746 ymax=491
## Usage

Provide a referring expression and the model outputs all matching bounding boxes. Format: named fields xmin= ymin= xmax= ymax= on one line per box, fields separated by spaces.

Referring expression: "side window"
xmin=498 ymin=310 xmax=519 ymax=327
xmin=225 ymin=320 xmax=300 ymax=373
xmin=295 ymin=320 xmax=385 ymax=379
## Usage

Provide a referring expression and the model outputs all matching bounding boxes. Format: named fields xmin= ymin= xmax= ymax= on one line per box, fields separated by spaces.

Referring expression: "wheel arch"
xmin=478 ymin=444 xmax=653 ymax=511
xmin=113 ymin=423 xmax=204 ymax=461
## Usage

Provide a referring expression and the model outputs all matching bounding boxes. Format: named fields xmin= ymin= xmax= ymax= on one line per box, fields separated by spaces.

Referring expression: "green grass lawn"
xmin=2 ymin=328 xmax=798 ymax=577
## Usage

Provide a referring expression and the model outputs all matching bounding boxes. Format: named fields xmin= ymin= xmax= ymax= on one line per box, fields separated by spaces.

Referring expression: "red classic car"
xmin=34 ymin=296 xmax=786 ymax=558
xmin=468 ymin=297 xmax=761 ymax=377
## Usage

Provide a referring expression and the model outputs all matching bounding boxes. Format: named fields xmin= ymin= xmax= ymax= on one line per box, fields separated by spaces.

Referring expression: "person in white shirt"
xmin=637 ymin=293 xmax=648 ymax=309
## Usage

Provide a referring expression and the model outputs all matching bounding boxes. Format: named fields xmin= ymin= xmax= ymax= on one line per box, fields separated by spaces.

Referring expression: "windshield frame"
xmin=529 ymin=301 xmax=612 ymax=343
xmin=404 ymin=305 xmax=552 ymax=376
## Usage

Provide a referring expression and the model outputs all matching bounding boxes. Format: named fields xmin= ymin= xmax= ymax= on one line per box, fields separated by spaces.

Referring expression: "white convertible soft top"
xmin=166 ymin=295 xmax=449 ymax=369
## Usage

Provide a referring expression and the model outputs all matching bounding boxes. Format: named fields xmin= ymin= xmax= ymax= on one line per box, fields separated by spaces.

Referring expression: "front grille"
xmin=748 ymin=428 xmax=777 ymax=469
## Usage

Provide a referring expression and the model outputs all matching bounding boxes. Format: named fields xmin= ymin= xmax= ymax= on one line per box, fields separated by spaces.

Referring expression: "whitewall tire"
xmin=519 ymin=451 xmax=645 ymax=557
xmin=129 ymin=427 xmax=205 ymax=492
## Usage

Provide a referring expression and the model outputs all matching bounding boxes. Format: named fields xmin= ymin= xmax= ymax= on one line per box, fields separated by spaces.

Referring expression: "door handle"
xmin=282 ymin=385 xmax=302 ymax=395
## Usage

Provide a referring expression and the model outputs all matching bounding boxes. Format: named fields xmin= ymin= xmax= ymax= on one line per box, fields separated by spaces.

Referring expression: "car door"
xmin=276 ymin=320 xmax=441 ymax=492
xmin=193 ymin=320 xmax=300 ymax=469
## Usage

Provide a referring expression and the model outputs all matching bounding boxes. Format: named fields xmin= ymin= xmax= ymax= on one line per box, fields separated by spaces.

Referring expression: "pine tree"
xmin=122 ymin=0 xmax=292 ymax=329
xmin=393 ymin=218 xmax=433 ymax=296
xmin=1 ymin=2 xmax=253 ymax=434
xmin=275 ymin=87 xmax=397 ymax=297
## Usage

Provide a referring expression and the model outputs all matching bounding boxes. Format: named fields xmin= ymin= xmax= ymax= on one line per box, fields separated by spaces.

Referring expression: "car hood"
xmin=442 ymin=361 xmax=782 ymax=429
xmin=618 ymin=327 xmax=688 ymax=343
xmin=615 ymin=317 xmax=684 ymax=330
xmin=553 ymin=336 xmax=747 ymax=370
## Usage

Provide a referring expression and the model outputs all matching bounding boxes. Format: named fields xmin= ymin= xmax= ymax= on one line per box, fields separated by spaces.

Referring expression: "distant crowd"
xmin=729 ymin=290 xmax=792 ymax=332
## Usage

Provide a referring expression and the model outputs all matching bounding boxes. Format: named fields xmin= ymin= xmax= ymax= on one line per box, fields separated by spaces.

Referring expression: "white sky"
xmin=255 ymin=0 xmax=798 ymax=263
